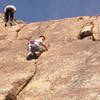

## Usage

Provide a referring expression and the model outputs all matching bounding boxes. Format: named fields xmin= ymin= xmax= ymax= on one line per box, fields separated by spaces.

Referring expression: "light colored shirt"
xmin=4 ymin=5 xmax=16 ymax=12
xmin=27 ymin=38 xmax=43 ymax=52
xmin=34 ymin=38 xmax=43 ymax=46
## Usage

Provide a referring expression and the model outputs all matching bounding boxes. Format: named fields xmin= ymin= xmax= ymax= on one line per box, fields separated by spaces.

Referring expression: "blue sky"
xmin=0 ymin=0 xmax=100 ymax=22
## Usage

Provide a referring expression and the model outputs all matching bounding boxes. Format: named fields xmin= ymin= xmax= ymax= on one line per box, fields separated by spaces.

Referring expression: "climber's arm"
xmin=42 ymin=44 xmax=48 ymax=51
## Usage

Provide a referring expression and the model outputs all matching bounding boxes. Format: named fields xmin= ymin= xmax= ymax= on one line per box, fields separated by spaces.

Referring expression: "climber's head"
xmin=30 ymin=41 xmax=34 ymax=44
xmin=4 ymin=5 xmax=16 ymax=13
xmin=39 ymin=35 xmax=46 ymax=41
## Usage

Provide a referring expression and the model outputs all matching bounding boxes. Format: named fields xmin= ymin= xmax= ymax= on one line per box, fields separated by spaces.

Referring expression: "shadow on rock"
xmin=5 ymin=92 xmax=17 ymax=100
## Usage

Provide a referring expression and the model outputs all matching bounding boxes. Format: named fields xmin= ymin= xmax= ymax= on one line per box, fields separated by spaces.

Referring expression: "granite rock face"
xmin=0 ymin=15 xmax=100 ymax=100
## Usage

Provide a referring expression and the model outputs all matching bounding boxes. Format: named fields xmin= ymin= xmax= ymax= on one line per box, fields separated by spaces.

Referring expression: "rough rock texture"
xmin=0 ymin=14 xmax=100 ymax=100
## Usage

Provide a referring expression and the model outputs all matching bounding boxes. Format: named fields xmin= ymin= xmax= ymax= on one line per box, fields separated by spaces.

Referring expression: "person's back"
xmin=27 ymin=35 xmax=48 ymax=60
xmin=4 ymin=5 xmax=16 ymax=26
xmin=34 ymin=38 xmax=43 ymax=46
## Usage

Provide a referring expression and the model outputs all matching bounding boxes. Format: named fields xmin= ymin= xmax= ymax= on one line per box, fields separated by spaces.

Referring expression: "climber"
xmin=27 ymin=35 xmax=48 ymax=60
xmin=4 ymin=5 xmax=16 ymax=26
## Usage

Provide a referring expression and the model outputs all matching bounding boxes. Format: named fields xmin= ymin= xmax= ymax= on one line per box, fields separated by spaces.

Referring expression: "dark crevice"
xmin=17 ymin=60 xmax=38 ymax=96
xmin=78 ymin=31 xmax=95 ymax=41
xmin=5 ymin=60 xmax=38 ymax=100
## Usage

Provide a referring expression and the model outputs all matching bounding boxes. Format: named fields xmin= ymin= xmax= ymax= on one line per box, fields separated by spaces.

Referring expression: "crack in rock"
xmin=5 ymin=60 xmax=38 ymax=100
xmin=16 ymin=24 xmax=27 ymax=39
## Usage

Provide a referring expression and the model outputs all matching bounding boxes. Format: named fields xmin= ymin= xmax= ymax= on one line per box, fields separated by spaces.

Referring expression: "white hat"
xmin=4 ymin=5 xmax=16 ymax=12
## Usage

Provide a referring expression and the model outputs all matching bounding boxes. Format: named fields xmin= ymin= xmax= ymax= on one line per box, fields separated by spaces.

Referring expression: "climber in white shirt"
xmin=27 ymin=35 xmax=48 ymax=59
xmin=4 ymin=5 xmax=16 ymax=26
